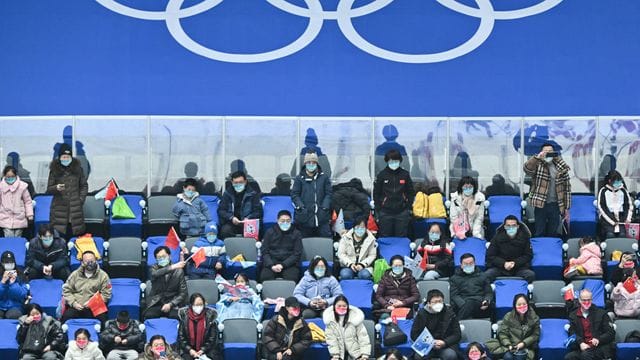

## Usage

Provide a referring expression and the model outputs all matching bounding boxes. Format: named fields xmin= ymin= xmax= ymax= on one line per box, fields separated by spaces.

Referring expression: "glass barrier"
xmin=598 ymin=117 xmax=640 ymax=193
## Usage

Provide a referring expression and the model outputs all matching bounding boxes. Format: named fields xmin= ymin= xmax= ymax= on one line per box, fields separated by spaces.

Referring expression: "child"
xmin=565 ymin=236 xmax=602 ymax=279
xmin=187 ymin=222 xmax=227 ymax=280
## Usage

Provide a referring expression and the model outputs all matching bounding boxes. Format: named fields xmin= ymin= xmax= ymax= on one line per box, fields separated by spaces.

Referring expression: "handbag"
xmin=383 ymin=321 xmax=408 ymax=346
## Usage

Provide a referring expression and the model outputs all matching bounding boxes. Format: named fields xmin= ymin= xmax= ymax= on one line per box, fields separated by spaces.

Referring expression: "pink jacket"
xmin=0 ymin=178 xmax=33 ymax=229
xmin=611 ymin=281 xmax=640 ymax=318
xmin=569 ymin=242 xmax=603 ymax=275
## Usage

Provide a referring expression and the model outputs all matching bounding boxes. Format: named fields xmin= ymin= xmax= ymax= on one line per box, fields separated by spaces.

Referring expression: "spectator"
xmin=565 ymin=289 xmax=615 ymax=360
xmin=64 ymin=328 xmax=104 ymax=360
xmin=47 ymin=143 xmax=88 ymax=238
xmin=177 ymin=293 xmax=221 ymax=360
xmin=140 ymin=335 xmax=180 ymax=360
xmin=269 ymin=173 xmax=292 ymax=196
xmin=262 ymin=297 xmax=312 ymax=360
xmin=61 ymin=251 xmax=111 ymax=324
xmin=337 ymin=215 xmax=377 ymax=280
xmin=373 ymin=149 xmax=414 ymax=238
xmin=597 ymin=170 xmax=632 ymax=239
xmin=449 ymin=176 xmax=486 ymax=240
xmin=410 ymin=289 xmax=461 ymax=360
xmin=485 ymin=215 xmax=535 ymax=283
xmin=565 ymin=237 xmax=602 ymax=279
xmin=485 ymin=174 xmax=518 ymax=198
xmin=486 ymin=294 xmax=540 ymax=360
xmin=144 ymin=246 xmax=187 ymax=320
xmin=374 ymin=255 xmax=419 ymax=319
xmin=6 ymin=152 xmax=35 ymax=196
xmin=186 ymin=222 xmax=226 ymax=280
xmin=610 ymin=270 xmax=640 ymax=318
xmin=331 ymin=178 xmax=371 ymax=224
xmin=416 ymin=223 xmax=454 ymax=280
xmin=291 ymin=151 xmax=332 ymax=237
xmin=323 ymin=294 xmax=371 ymax=360
xmin=0 ymin=165 xmax=33 ymax=237
xmin=218 ymin=171 xmax=263 ymax=239
xmin=260 ymin=210 xmax=302 ymax=282
xmin=379 ymin=348 xmax=408 ymax=360
xmin=465 ymin=342 xmax=490 ymax=360
xmin=17 ymin=303 xmax=65 ymax=360
xmin=449 ymin=152 xmax=480 ymax=195
xmin=26 ymin=224 xmax=70 ymax=281
xmin=0 ymin=250 xmax=28 ymax=319
xmin=450 ymin=253 xmax=492 ymax=320
xmin=216 ymin=273 xmax=264 ymax=323
xmin=172 ymin=178 xmax=211 ymax=237
xmin=99 ymin=310 xmax=144 ymax=360
xmin=610 ymin=252 xmax=638 ymax=286
xmin=225 ymin=159 xmax=262 ymax=194
xmin=293 ymin=256 xmax=343 ymax=318
xmin=523 ymin=143 xmax=571 ymax=237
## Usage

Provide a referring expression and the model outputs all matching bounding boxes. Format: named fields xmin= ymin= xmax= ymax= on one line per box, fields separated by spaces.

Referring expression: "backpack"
xmin=412 ymin=192 xmax=429 ymax=218
xmin=426 ymin=193 xmax=447 ymax=218
xmin=74 ymin=234 xmax=101 ymax=260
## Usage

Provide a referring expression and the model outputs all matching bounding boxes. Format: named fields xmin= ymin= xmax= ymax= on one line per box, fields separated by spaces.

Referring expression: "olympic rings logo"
xmin=96 ymin=0 xmax=563 ymax=63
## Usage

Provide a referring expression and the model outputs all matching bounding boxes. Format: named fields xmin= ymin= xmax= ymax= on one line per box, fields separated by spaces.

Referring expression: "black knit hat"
xmin=1 ymin=251 xmax=15 ymax=264
xmin=284 ymin=296 xmax=300 ymax=309
xmin=58 ymin=143 xmax=72 ymax=158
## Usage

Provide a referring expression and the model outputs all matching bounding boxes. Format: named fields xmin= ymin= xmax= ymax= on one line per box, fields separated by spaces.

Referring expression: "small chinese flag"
xmin=623 ymin=275 xmax=638 ymax=294
xmin=191 ymin=247 xmax=207 ymax=268
xmin=331 ymin=210 xmax=337 ymax=225
xmin=85 ymin=291 xmax=108 ymax=316
xmin=165 ymin=227 xmax=180 ymax=250
xmin=367 ymin=213 xmax=378 ymax=233
xmin=104 ymin=179 xmax=119 ymax=202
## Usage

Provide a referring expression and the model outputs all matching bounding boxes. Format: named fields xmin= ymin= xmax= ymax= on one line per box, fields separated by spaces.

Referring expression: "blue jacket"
xmin=291 ymin=169 xmax=332 ymax=228
xmin=217 ymin=187 xmax=263 ymax=226
xmin=0 ymin=271 xmax=28 ymax=311
xmin=172 ymin=193 xmax=211 ymax=236
xmin=187 ymin=236 xmax=227 ymax=276
xmin=293 ymin=271 xmax=343 ymax=307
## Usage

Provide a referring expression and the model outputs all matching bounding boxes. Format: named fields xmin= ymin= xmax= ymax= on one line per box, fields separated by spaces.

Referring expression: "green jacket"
xmin=487 ymin=309 xmax=540 ymax=360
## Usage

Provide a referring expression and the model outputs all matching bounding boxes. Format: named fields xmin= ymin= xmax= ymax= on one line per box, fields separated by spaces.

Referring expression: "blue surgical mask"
xmin=233 ymin=183 xmax=246 ymax=193
xmin=314 ymin=268 xmax=325 ymax=278
xmin=462 ymin=187 xmax=474 ymax=197
xmin=505 ymin=227 xmax=518 ymax=237
xmin=4 ymin=177 xmax=16 ymax=185
xmin=278 ymin=222 xmax=291 ymax=232
xmin=60 ymin=159 xmax=71 ymax=167
xmin=206 ymin=234 xmax=217 ymax=243
xmin=354 ymin=227 xmax=366 ymax=238
xmin=305 ymin=163 xmax=317 ymax=173
xmin=392 ymin=266 xmax=404 ymax=275
xmin=184 ymin=190 xmax=194 ymax=198
xmin=388 ymin=160 xmax=401 ymax=170
xmin=41 ymin=236 xmax=54 ymax=247
xmin=157 ymin=258 xmax=170 ymax=267
xmin=428 ymin=232 xmax=440 ymax=242
xmin=462 ymin=265 xmax=475 ymax=274
xmin=612 ymin=181 xmax=623 ymax=189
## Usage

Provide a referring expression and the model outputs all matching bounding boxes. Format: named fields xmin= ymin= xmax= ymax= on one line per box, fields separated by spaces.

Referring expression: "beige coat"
xmin=62 ymin=267 xmax=112 ymax=307
xmin=337 ymin=229 xmax=377 ymax=274
xmin=323 ymin=306 xmax=371 ymax=360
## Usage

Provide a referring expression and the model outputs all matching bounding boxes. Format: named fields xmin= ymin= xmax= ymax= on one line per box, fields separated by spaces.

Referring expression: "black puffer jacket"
xmin=373 ymin=167 xmax=414 ymax=214
xmin=17 ymin=314 xmax=66 ymax=357
xmin=46 ymin=159 xmax=88 ymax=235
xmin=99 ymin=319 xmax=144 ymax=353
xmin=486 ymin=222 xmax=533 ymax=272
xmin=410 ymin=305 xmax=461 ymax=348
xmin=261 ymin=226 xmax=303 ymax=269
xmin=331 ymin=178 xmax=371 ymax=221
xmin=177 ymin=307 xmax=221 ymax=359
xmin=450 ymin=267 xmax=493 ymax=308
xmin=146 ymin=265 xmax=188 ymax=311
xmin=263 ymin=308 xmax=312 ymax=359
xmin=26 ymin=236 xmax=69 ymax=273
xmin=291 ymin=167 xmax=332 ymax=228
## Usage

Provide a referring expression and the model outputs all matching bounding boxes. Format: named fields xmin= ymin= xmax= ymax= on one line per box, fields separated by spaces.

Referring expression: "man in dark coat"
xmin=25 ymin=224 xmax=70 ymax=281
xmin=331 ymin=178 xmax=371 ymax=222
xmin=291 ymin=151 xmax=332 ymax=237
xmin=565 ymin=289 xmax=615 ymax=360
xmin=450 ymin=253 xmax=492 ymax=320
xmin=485 ymin=215 xmax=535 ymax=283
xmin=99 ymin=310 xmax=145 ymax=359
xmin=410 ymin=289 xmax=461 ymax=360
xmin=217 ymin=170 xmax=263 ymax=239
xmin=262 ymin=297 xmax=312 ymax=360
xmin=144 ymin=246 xmax=188 ymax=320
xmin=260 ymin=210 xmax=303 ymax=282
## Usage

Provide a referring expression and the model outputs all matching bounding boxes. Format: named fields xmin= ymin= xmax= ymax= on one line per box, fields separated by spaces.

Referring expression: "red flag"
xmin=104 ymin=179 xmax=119 ymax=201
xmin=84 ymin=291 xmax=108 ymax=316
xmin=367 ymin=213 xmax=378 ymax=233
xmin=623 ymin=276 xmax=638 ymax=294
xmin=190 ymin=247 xmax=207 ymax=268
xmin=165 ymin=227 xmax=180 ymax=250
xmin=331 ymin=210 xmax=337 ymax=225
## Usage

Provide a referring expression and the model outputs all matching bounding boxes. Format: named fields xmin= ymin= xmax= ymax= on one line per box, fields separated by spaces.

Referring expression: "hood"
xmin=382 ymin=124 xmax=399 ymax=141
xmin=581 ymin=242 xmax=601 ymax=257
xmin=177 ymin=192 xmax=200 ymax=202
xmin=322 ymin=305 xmax=364 ymax=326
xmin=0 ymin=176 xmax=22 ymax=192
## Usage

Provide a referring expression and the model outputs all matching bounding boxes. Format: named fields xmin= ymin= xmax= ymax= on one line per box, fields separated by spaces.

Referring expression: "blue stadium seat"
xmin=414 ymin=218 xmax=447 ymax=239
xmin=69 ymin=236 xmax=105 ymax=271
xmin=222 ymin=319 xmax=258 ymax=360
xmin=0 ymin=237 xmax=27 ymax=269
xmin=453 ymin=237 xmax=486 ymax=270
xmin=615 ymin=319 xmax=640 ymax=359
xmin=109 ymin=194 xmax=144 ymax=238
xmin=378 ymin=319 xmax=414 ymax=357
xmin=33 ymin=195 xmax=53 ymax=232
xmin=569 ymin=194 xmax=597 ymax=237
xmin=261 ymin=196 xmax=295 ymax=231
xmin=28 ymin=279 xmax=63 ymax=317
xmin=340 ymin=280 xmax=374 ymax=319
xmin=109 ymin=278 xmax=141 ymax=320
xmin=493 ymin=279 xmax=529 ymax=319
xmin=144 ymin=318 xmax=179 ymax=345
xmin=223 ymin=237 xmax=258 ymax=280
xmin=378 ymin=237 xmax=411 ymax=263
xmin=200 ymin=195 xmax=220 ymax=226
xmin=530 ymin=237 xmax=563 ymax=280
xmin=64 ymin=318 xmax=100 ymax=342
xmin=0 ymin=319 xmax=19 ymax=359
xmin=145 ymin=236 xmax=181 ymax=269
xmin=571 ymin=279 xmax=606 ymax=308
xmin=305 ymin=318 xmax=329 ymax=360
xmin=486 ymin=195 xmax=522 ymax=238
xmin=539 ymin=318 xmax=569 ymax=359
xmin=301 ymin=237 xmax=334 ymax=274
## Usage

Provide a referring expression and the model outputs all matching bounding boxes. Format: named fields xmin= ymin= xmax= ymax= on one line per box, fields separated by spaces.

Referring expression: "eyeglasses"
xmin=579 ymin=298 xmax=592 ymax=302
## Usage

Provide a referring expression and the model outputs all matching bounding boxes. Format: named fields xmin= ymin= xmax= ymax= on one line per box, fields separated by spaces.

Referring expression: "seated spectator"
xmin=17 ymin=303 xmax=65 ymax=360
xmin=291 ymin=151 xmax=333 ymax=238
xmin=597 ymin=170 xmax=632 ymax=239
xmin=217 ymin=171 xmax=263 ymax=239
xmin=610 ymin=251 xmax=638 ymax=285
xmin=565 ymin=289 xmax=615 ymax=360
xmin=611 ymin=270 xmax=640 ymax=318
xmin=486 ymin=294 xmax=539 ymax=360
xmin=65 ymin=328 xmax=104 ymax=360
xmin=141 ymin=335 xmax=180 ymax=360
xmin=331 ymin=178 xmax=371 ymax=224
xmin=61 ymin=251 xmax=111 ymax=324
xmin=466 ymin=342 xmax=490 ymax=360
xmin=323 ymin=295 xmax=370 ymax=360
xmin=410 ymin=289 xmax=461 ymax=360
xmin=187 ymin=222 xmax=226 ymax=280
xmin=416 ymin=223 xmax=453 ymax=280
xmin=485 ymin=174 xmax=518 ymax=198
xmin=269 ymin=173 xmax=292 ymax=196
xmin=294 ymin=256 xmax=343 ymax=318
xmin=485 ymin=215 xmax=535 ymax=283
xmin=0 ymin=250 xmax=28 ymax=319
xmin=99 ymin=310 xmax=144 ymax=360
xmin=216 ymin=273 xmax=264 ymax=323
xmin=172 ymin=178 xmax=211 ymax=237
xmin=144 ymin=246 xmax=187 ymax=320
xmin=177 ymin=293 xmax=221 ymax=360
xmin=449 ymin=176 xmax=486 ymax=240
xmin=450 ymin=253 xmax=492 ymax=320
xmin=379 ymin=349 xmax=408 ymax=360
xmin=262 ymin=297 xmax=312 ymax=360
xmin=374 ymin=255 xmax=419 ymax=320
xmin=260 ymin=210 xmax=302 ymax=282
xmin=0 ymin=165 xmax=33 ymax=237
xmin=337 ymin=215 xmax=377 ymax=280
xmin=25 ymin=224 xmax=70 ymax=281
xmin=373 ymin=149 xmax=414 ymax=238
xmin=565 ymin=237 xmax=602 ymax=279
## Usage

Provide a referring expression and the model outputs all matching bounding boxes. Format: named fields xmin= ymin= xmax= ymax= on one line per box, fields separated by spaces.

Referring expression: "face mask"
xmin=206 ymin=234 xmax=217 ymax=243
xmin=153 ymin=345 xmax=166 ymax=354
xmin=4 ymin=177 xmax=16 ymax=185
xmin=3 ymin=263 xmax=15 ymax=271
xmin=516 ymin=304 xmax=528 ymax=314
xmin=392 ymin=266 xmax=404 ymax=275
xmin=32 ymin=314 xmax=42 ymax=323
xmin=305 ymin=163 xmax=317 ymax=173
xmin=184 ymin=189 xmax=194 ymax=198
xmin=76 ymin=339 xmax=88 ymax=349
xmin=462 ymin=265 xmax=475 ymax=274
xmin=60 ymin=159 xmax=72 ymax=167
xmin=336 ymin=307 xmax=348 ymax=316
xmin=580 ymin=300 xmax=592 ymax=310
xmin=612 ymin=181 xmax=623 ymax=189
xmin=431 ymin=303 xmax=444 ymax=313
xmin=157 ymin=258 xmax=170 ymax=267
xmin=623 ymin=261 xmax=635 ymax=268
xmin=313 ymin=268 xmax=325 ymax=278
xmin=468 ymin=350 xmax=482 ymax=360
xmin=278 ymin=222 xmax=291 ymax=232
xmin=544 ymin=157 xmax=553 ymax=163
xmin=41 ymin=236 xmax=54 ymax=247
xmin=354 ymin=227 xmax=366 ymax=238
xmin=462 ymin=188 xmax=474 ymax=197
xmin=118 ymin=323 xmax=128 ymax=330
xmin=388 ymin=160 xmax=400 ymax=170
xmin=288 ymin=308 xmax=301 ymax=317
xmin=192 ymin=305 xmax=204 ymax=315
xmin=233 ymin=183 xmax=246 ymax=193
xmin=505 ymin=227 xmax=518 ymax=237
xmin=428 ymin=232 xmax=440 ymax=242
xmin=84 ymin=261 xmax=97 ymax=272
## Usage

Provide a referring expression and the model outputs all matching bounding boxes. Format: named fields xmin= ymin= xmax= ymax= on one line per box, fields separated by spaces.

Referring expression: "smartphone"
xmin=545 ymin=152 xmax=558 ymax=158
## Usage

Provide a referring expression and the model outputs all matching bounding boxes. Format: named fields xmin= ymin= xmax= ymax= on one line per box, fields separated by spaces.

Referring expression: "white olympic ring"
xmin=95 ymin=0 xmax=564 ymax=64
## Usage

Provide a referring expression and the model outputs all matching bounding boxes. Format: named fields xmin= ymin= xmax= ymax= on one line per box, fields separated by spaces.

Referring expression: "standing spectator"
xmin=177 ymin=293 xmax=221 ymax=360
xmin=26 ymin=224 xmax=70 ymax=281
xmin=331 ymin=178 xmax=371 ymax=224
xmin=486 ymin=294 xmax=540 ymax=360
xmin=260 ymin=210 xmax=303 ymax=282
xmin=186 ymin=222 xmax=227 ymax=280
xmin=47 ymin=143 xmax=88 ymax=238
xmin=564 ymin=289 xmax=615 ymax=360
xmin=337 ymin=215 xmax=377 ymax=280
xmin=293 ymin=256 xmax=343 ymax=318
xmin=140 ymin=335 xmax=180 ymax=360
xmin=144 ymin=246 xmax=187 ymax=320
xmin=61 ymin=251 xmax=111 ymax=324
xmin=523 ymin=143 xmax=571 ymax=237
xmin=374 ymin=124 xmax=410 ymax=176
xmin=485 ymin=215 xmax=535 ymax=283
xmin=416 ymin=223 xmax=454 ymax=280
xmin=450 ymin=253 xmax=492 ymax=320
xmin=374 ymin=255 xmax=419 ymax=319
xmin=17 ymin=303 xmax=66 ymax=360
xmin=0 ymin=251 xmax=28 ymax=319
xmin=410 ymin=289 xmax=461 ymax=360
xmin=449 ymin=176 xmax=486 ymax=240
xmin=64 ymin=328 xmax=104 ymax=360
xmin=323 ymin=295 xmax=371 ymax=360
xmin=172 ymin=178 xmax=211 ymax=237
xmin=99 ymin=311 xmax=144 ymax=360
xmin=565 ymin=237 xmax=602 ymax=279
xmin=291 ymin=151 xmax=332 ymax=237
xmin=373 ymin=149 xmax=414 ymax=238
xmin=597 ymin=170 xmax=633 ymax=239
xmin=216 ymin=273 xmax=264 ymax=323
xmin=0 ymin=165 xmax=33 ymax=237
xmin=217 ymin=171 xmax=263 ymax=239
xmin=262 ymin=297 xmax=312 ymax=360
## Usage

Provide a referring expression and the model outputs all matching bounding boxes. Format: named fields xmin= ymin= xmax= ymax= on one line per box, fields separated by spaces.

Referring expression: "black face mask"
xmin=84 ymin=261 xmax=97 ymax=272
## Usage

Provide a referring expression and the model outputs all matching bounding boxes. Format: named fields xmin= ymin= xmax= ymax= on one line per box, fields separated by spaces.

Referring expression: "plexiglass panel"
xmin=598 ymin=117 xmax=640 ymax=193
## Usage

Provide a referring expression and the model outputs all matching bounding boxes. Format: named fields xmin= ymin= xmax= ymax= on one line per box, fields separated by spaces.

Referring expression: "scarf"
xmin=462 ymin=194 xmax=478 ymax=217
xmin=187 ymin=308 xmax=207 ymax=351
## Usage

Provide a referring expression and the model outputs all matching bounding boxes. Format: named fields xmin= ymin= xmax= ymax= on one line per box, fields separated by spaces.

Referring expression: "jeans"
xmin=107 ymin=350 xmax=139 ymax=360
xmin=3 ymin=228 xmax=23 ymax=237
xmin=339 ymin=267 xmax=372 ymax=280
xmin=422 ymin=270 xmax=441 ymax=280
xmin=534 ymin=202 xmax=561 ymax=237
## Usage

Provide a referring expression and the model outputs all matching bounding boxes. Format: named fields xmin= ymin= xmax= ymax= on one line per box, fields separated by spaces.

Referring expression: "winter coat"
xmin=337 ymin=228 xmax=377 ymax=275
xmin=373 ymin=167 xmax=414 ymax=214
xmin=486 ymin=222 xmax=533 ymax=273
xmin=450 ymin=267 xmax=493 ymax=309
xmin=146 ymin=265 xmax=187 ymax=310
xmin=261 ymin=226 xmax=302 ymax=269
xmin=0 ymin=269 xmax=28 ymax=311
xmin=17 ymin=313 xmax=66 ymax=357
xmin=26 ymin=236 xmax=69 ymax=274
xmin=291 ymin=168 xmax=332 ymax=228
xmin=417 ymin=231 xmax=454 ymax=277
xmin=597 ymin=184 xmax=633 ymax=227
xmin=611 ymin=280 xmax=640 ymax=318
xmin=523 ymin=156 xmax=571 ymax=212
xmin=262 ymin=309 xmax=312 ymax=358
xmin=569 ymin=242 xmax=603 ymax=275
xmin=567 ymin=305 xmax=615 ymax=359
xmin=217 ymin=186 xmax=262 ymax=226
xmin=216 ymin=287 xmax=264 ymax=323
xmin=323 ymin=306 xmax=371 ymax=360
xmin=293 ymin=271 xmax=343 ymax=307
xmin=331 ymin=179 xmax=371 ymax=221
xmin=47 ymin=159 xmax=88 ymax=235
xmin=64 ymin=341 xmax=105 ymax=360
xmin=139 ymin=344 xmax=181 ymax=360
xmin=449 ymin=191 xmax=485 ymax=239
xmin=490 ymin=309 xmax=540 ymax=360
xmin=62 ymin=267 xmax=112 ymax=307
xmin=186 ymin=237 xmax=227 ymax=277
xmin=410 ymin=306 xmax=461 ymax=349
xmin=0 ymin=177 xmax=33 ymax=229
xmin=99 ymin=319 xmax=144 ymax=353
xmin=177 ymin=307 xmax=220 ymax=359
xmin=172 ymin=193 xmax=211 ymax=236
xmin=375 ymin=269 xmax=420 ymax=309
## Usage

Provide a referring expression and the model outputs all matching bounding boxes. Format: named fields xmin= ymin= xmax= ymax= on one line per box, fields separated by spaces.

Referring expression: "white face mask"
xmin=192 ymin=305 xmax=204 ymax=315
xmin=3 ymin=263 xmax=15 ymax=271
xmin=431 ymin=303 xmax=444 ymax=313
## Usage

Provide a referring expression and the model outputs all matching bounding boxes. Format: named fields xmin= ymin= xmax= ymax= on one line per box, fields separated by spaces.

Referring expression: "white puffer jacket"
xmin=449 ymin=191 xmax=486 ymax=239
xmin=323 ymin=306 xmax=371 ymax=360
